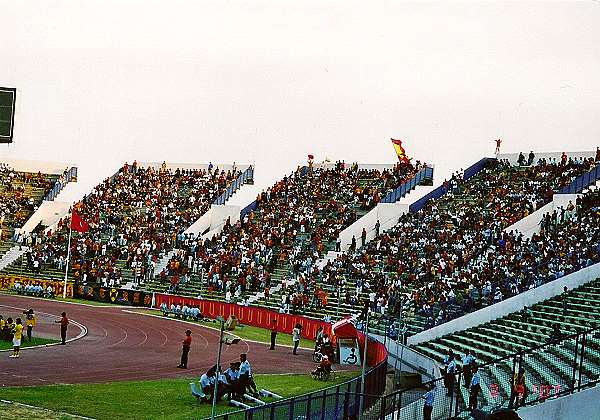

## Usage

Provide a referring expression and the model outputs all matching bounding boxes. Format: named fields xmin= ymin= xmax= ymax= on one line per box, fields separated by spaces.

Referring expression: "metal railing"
xmin=44 ymin=166 xmax=77 ymax=201
xmin=210 ymin=335 xmax=388 ymax=420
xmin=380 ymin=166 xmax=434 ymax=204
xmin=353 ymin=326 xmax=600 ymax=419
xmin=213 ymin=166 xmax=255 ymax=205
xmin=558 ymin=162 xmax=600 ymax=194
xmin=408 ymin=158 xmax=493 ymax=213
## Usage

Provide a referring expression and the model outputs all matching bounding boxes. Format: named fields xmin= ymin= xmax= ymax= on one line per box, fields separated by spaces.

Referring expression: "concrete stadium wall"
xmin=337 ymin=185 xmax=435 ymax=252
xmin=504 ymin=193 xmax=580 ymax=239
xmin=373 ymin=333 xmax=440 ymax=380
xmin=496 ymin=151 xmax=595 ymax=165
xmin=184 ymin=204 xmax=241 ymax=239
xmin=518 ymin=386 xmax=600 ymax=420
xmin=20 ymin=201 xmax=71 ymax=234
xmin=1 ymin=158 xmax=74 ymax=175
xmin=408 ymin=262 xmax=600 ymax=345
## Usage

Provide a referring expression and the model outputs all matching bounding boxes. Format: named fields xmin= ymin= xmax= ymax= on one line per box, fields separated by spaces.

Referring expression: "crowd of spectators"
xmin=306 ymin=154 xmax=599 ymax=331
xmin=13 ymin=162 xmax=241 ymax=287
xmin=0 ymin=164 xmax=56 ymax=242
xmin=159 ymin=160 xmax=426 ymax=304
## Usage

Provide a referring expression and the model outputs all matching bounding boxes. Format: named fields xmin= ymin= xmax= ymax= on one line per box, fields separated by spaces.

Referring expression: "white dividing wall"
xmin=408 ymin=262 xmax=600 ymax=345
xmin=518 ymin=386 xmax=600 ymax=420
xmin=373 ymin=334 xmax=441 ymax=380
xmin=337 ymin=185 xmax=435 ymax=251
xmin=496 ymin=151 xmax=595 ymax=165
xmin=504 ymin=193 xmax=580 ymax=239
xmin=338 ymin=202 xmax=409 ymax=251
xmin=184 ymin=204 xmax=241 ymax=238
xmin=1 ymin=158 xmax=74 ymax=175
xmin=21 ymin=201 xmax=71 ymax=234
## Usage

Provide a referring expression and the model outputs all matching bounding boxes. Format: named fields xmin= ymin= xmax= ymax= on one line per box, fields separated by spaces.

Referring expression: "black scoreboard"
xmin=0 ymin=87 xmax=16 ymax=143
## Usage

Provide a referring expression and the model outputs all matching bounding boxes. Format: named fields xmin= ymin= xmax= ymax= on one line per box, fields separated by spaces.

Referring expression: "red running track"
xmin=0 ymin=294 xmax=325 ymax=387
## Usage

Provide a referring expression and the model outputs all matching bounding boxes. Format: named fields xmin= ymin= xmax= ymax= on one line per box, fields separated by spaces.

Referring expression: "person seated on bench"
xmin=191 ymin=305 xmax=201 ymax=321
xmin=14 ymin=282 xmax=22 ymax=294
xmin=160 ymin=302 xmax=168 ymax=316
xmin=224 ymin=362 xmax=242 ymax=400
xmin=238 ymin=353 xmax=258 ymax=396
xmin=45 ymin=285 xmax=54 ymax=298
xmin=170 ymin=303 xmax=176 ymax=316
xmin=175 ymin=304 xmax=182 ymax=318
xmin=200 ymin=368 xmax=217 ymax=400
xmin=312 ymin=355 xmax=332 ymax=378
xmin=182 ymin=304 xmax=190 ymax=319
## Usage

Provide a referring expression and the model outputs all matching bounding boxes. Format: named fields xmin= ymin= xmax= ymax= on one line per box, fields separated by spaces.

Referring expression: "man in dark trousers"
xmin=55 ymin=312 xmax=69 ymax=344
xmin=269 ymin=319 xmax=277 ymax=350
xmin=178 ymin=329 xmax=192 ymax=368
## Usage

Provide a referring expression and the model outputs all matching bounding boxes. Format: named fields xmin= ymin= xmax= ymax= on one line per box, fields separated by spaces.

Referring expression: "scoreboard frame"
xmin=0 ymin=87 xmax=16 ymax=143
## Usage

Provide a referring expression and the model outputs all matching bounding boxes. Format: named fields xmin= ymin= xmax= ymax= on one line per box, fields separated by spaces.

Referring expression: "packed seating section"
xmin=0 ymin=163 xmax=60 ymax=257
xmin=1 ymin=161 xmax=242 ymax=287
xmin=140 ymin=160 xmax=428 ymax=303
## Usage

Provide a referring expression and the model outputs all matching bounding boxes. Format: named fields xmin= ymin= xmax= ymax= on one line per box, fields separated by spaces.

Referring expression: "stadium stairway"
xmin=0 ymin=245 xmax=28 ymax=272
xmin=409 ymin=276 xmax=600 ymax=413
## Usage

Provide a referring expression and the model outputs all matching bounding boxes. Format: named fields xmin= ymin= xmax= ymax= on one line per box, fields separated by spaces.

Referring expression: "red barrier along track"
xmin=154 ymin=294 xmax=332 ymax=340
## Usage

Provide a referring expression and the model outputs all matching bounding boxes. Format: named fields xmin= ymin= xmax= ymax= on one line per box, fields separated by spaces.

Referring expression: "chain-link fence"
xmin=351 ymin=326 xmax=600 ymax=420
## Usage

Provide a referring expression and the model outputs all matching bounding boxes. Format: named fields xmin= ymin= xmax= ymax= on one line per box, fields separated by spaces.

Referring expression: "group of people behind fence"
xmin=199 ymin=353 xmax=258 ymax=402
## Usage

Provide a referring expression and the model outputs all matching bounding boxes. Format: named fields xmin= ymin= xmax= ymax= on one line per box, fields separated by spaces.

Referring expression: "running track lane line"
xmin=0 ymin=304 xmax=88 ymax=352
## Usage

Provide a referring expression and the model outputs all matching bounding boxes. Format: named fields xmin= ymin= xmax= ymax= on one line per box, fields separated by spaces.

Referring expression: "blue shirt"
xmin=225 ymin=368 xmax=238 ymax=382
xmin=239 ymin=360 xmax=251 ymax=376
xmin=200 ymin=374 xmax=214 ymax=388
xmin=470 ymin=372 xmax=480 ymax=387
xmin=447 ymin=360 xmax=456 ymax=373
xmin=422 ymin=390 xmax=434 ymax=406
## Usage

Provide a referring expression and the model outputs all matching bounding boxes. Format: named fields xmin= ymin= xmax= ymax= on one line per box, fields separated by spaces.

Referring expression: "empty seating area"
xmin=411 ymin=276 xmax=600 ymax=411
xmin=0 ymin=162 xmax=242 ymax=287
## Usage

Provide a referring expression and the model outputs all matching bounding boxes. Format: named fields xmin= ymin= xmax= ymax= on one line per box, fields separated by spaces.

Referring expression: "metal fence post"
xmin=578 ymin=332 xmax=586 ymax=391
xmin=321 ymin=389 xmax=327 ymax=420
xmin=572 ymin=333 xmax=580 ymax=392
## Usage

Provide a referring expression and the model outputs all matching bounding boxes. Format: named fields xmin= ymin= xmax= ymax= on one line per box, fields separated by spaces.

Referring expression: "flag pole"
xmin=63 ymin=210 xmax=73 ymax=299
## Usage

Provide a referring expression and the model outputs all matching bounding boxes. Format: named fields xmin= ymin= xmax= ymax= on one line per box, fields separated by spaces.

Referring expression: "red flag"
xmin=71 ymin=211 xmax=89 ymax=233
xmin=391 ymin=138 xmax=410 ymax=164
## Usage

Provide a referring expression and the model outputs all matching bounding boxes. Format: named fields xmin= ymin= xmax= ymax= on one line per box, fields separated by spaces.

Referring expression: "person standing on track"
xmin=23 ymin=309 xmax=36 ymax=342
xmin=269 ymin=319 xmax=277 ymax=350
xmin=55 ymin=312 xmax=69 ymax=345
xmin=292 ymin=323 xmax=301 ymax=355
xmin=177 ymin=329 xmax=192 ymax=369
xmin=10 ymin=318 xmax=23 ymax=358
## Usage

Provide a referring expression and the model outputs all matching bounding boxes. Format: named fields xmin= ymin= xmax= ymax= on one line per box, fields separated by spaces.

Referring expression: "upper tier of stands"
xmin=141 ymin=160 xmax=430 ymax=300
xmin=1 ymin=162 xmax=243 ymax=286
xmin=248 ymin=154 xmax=599 ymax=332
xmin=0 ymin=163 xmax=60 ymax=256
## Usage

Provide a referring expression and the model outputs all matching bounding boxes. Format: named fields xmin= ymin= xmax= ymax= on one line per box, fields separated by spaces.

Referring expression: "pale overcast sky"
xmin=1 ymin=0 xmax=599 ymax=202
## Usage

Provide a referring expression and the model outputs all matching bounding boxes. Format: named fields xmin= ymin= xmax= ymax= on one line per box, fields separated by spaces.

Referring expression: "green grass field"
xmin=130 ymin=309 xmax=316 ymax=349
xmin=0 ymin=401 xmax=78 ymax=420
xmin=1 ymin=372 xmax=358 ymax=420
xmin=0 ymin=336 xmax=57 ymax=351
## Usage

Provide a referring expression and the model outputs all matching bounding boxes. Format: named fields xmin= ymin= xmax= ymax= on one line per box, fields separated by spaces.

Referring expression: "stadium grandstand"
xmin=1 ymin=149 xmax=600 ymax=420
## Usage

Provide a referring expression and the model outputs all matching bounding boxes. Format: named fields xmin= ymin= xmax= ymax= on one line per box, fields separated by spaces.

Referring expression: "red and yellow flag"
xmin=391 ymin=138 xmax=410 ymax=164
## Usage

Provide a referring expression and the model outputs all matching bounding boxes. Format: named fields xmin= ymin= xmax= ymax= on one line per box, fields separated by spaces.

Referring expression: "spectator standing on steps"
xmin=468 ymin=364 xmax=481 ymax=411
xmin=177 ymin=329 xmax=192 ymax=369
xmin=421 ymin=383 xmax=435 ymax=420
xmin=269 ymin=319 xmax=277 ymax=350
xmin=55 ymin=312 xmax=69 ymax=345
xmin=292 ymin=323 xmax=301 ymax=355
xmin=361 ymin=228 xmax=367 ymax=248
xmin=375 ymin=220 xmax=380 ymax=237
